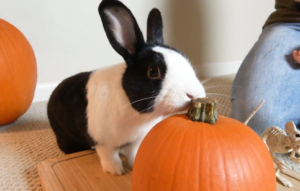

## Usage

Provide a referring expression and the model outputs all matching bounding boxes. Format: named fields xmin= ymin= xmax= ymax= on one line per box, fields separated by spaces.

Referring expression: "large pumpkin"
xmin=0 ymin=19 xmax=37 ymax=126
xmin=132 ymin=98 xmax=276 ymax=191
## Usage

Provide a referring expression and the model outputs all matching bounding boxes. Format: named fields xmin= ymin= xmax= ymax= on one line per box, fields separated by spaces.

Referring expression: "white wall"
xmin=168 ymin=0 xmax=275 ymax=75
xmin=0 ymin=0 xmax=274 ymax=101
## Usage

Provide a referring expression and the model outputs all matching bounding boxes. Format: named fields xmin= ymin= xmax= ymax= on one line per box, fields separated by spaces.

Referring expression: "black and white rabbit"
xmin=47 ymin=0 xmax=206 ymax=175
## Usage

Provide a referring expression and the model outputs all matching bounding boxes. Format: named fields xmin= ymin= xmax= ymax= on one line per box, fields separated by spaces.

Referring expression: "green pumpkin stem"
xmin=187 ymin=97 xmax=218 ymax=124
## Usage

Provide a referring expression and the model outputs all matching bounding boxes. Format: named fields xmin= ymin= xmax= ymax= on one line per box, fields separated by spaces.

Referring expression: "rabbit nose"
xmin=187 ymin=93 xmax=194 ymax=99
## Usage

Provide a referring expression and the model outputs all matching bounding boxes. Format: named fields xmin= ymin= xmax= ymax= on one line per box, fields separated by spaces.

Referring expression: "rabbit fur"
xmin=47 ymin=0 xmax=206 ymax=175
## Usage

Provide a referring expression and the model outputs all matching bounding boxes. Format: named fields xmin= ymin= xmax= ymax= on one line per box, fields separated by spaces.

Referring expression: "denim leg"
xmin=231 ymin=23 xmax=300 ymax=135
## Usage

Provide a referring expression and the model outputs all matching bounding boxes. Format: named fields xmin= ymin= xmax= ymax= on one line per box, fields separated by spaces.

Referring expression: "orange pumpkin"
xmin=0 ymin=19 xmax=37 ymax=126
xmin=132 ymin=98 xmax=276 ymax=191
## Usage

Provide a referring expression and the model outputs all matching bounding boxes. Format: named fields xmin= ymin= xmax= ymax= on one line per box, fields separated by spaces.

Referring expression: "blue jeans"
xmin=231 ymin=23 xmax=300 ymax=136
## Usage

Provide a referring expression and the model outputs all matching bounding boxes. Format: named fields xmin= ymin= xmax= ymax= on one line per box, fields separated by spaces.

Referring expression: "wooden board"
xmin=38 ymin=150 xmax=131 ymax=191
xmin=38 ymin=150 xmax=300 ymax=191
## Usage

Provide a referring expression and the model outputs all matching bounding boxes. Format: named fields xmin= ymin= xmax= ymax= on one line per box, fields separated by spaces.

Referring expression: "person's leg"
xmin=231 ymin=23 xmax=300 ymax=135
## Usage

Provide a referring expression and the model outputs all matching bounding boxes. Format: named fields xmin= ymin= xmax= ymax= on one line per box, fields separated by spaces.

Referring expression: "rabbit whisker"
xmin=117 ymin=104 xmax=155 ymax=125
xmin=206 ymin=93 xmax=232 ymax=99
xmin=201 ymin=77 xmax=216 ymax=85
xmin=204 ymin=85 xmax=236 ymax=90
xmin=120 ymin=96 xmax=157 ymax=109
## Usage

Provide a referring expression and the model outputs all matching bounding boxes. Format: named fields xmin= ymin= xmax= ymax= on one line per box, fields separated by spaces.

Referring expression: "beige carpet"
xmin=0 ymin=102 xmax=64 ymax=191
xmin=0 ymin=74 xmax=298 ymax=191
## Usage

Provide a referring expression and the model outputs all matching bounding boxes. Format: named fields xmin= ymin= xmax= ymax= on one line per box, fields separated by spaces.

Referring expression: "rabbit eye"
xmin=147 ymin=65 xmax=161 ymax=79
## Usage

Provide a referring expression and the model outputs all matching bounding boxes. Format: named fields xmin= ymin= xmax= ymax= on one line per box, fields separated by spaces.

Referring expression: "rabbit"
xmin=47 ymin=0 xmax=206 ymax=175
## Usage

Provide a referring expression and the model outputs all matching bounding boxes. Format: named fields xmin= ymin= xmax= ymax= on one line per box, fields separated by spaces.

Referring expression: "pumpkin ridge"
xmin=8 ymin=28 xmax=32 ymax=112
xmin=211 ymin=120 xmax=228 ymax=191
xmin=195 ymin=122 xmax=202 ymax=191
xmin=248 ymin=132 xmax=275 ymax=189
xmin=148 ymin=119 xmax=180 ymax=190
xmin=161 ymin=118 xmax=187 ymax=190
xmin=0 ymin=36 xmax=12 ymax=72
xmin=228 ymin=126 xmax=247 ymax=190
xmin=243 ymin=130 xmax=260 ymax=189
xmin=169 ymin=119 xmax=191 ymax=191
xmin=228 ymin=123 xmax=247 ymax=190
xmin=223 ymin=118 xmax=253 ymax=190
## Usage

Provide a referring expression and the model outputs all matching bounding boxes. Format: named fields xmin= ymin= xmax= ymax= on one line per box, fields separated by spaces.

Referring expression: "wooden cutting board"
xmin=38 ymin=150 xmax=300 ymax=191
xmin=38 ymin=150 xmax=131 ymax=191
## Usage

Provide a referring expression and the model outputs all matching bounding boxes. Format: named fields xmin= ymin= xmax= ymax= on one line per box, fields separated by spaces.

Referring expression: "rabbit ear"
xmin=147 ymin=8 xmax=164 ymax=44
xmin=99 ymin=0 xmax=145 ymax=62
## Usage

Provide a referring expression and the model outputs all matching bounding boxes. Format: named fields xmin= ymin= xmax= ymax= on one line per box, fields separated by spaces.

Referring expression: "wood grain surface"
xmin=38 ymin=150 xmax=300 ymax=191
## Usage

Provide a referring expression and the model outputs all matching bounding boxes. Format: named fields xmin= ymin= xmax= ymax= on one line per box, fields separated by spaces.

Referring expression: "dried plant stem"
xmin=244 ymin=100 xmax=265 ymax=125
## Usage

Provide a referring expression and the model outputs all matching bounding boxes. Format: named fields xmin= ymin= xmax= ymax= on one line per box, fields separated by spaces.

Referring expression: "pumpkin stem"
xmin=187 ymin=98 xmax=218 ymax=124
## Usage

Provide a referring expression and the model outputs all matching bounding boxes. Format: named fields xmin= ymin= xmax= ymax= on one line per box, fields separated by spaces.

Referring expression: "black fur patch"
xmin=122 ymin=45 xmax=167 ymax=113
xmin=47 ymin=72 xmax=96 ymax=154
xmin=147 ymin=8 xmax=164 ymax=44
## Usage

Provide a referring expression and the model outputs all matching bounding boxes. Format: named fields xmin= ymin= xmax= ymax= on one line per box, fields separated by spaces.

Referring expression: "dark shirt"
xmin=264 ymin=0 xmax=300 ymax=28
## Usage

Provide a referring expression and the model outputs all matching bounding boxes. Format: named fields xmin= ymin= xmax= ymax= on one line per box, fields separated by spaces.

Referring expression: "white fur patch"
xmin=86 ymin=63 xmax=163 ymax=174
xmin=152 ymin=46 xmax=206 ymax=114
xmin=85 ymin=46 xmax=205 ymax=174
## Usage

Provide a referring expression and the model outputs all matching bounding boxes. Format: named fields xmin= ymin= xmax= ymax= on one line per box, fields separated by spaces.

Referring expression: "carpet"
xmin=0 ymin=102 xmax=64 ymax=191
xmin=0 ymin=74 xmax=298 ymax=191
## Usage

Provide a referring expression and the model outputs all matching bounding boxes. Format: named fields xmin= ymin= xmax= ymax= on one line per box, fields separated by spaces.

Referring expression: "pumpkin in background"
xmin=132 ymin=98 xmax=276 ymax=191
xmin=0 ymin=19 xmax=37 ymax=126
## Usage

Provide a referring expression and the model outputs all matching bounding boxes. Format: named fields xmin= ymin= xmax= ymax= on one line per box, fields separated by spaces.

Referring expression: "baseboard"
xmin=32 ymin=83 xmax=58 ymax=103
xmin=194 ymin=60 xmax=242 ymax=77
xmin=32 ymin=60 xmax=242 ymax=103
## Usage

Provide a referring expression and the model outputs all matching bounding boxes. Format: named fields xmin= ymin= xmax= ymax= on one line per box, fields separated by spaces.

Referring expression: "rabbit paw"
xmin=101 ymin=160 xmax=125 ymax=175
